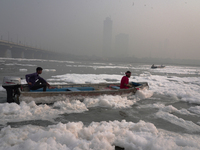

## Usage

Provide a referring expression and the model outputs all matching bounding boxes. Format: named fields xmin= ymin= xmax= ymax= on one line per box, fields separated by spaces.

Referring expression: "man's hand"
xmin=47 ymin=83 xmax=50 ymax=87
xmin=48 ymin=85 xmax=56 ymax=89
xmin=47 ymin=83 xmax=55 ymax=89
xmin=28 ymin=82 xmax=32 ymax=85
xmin=48 ymin=86 xmax=56 ymax=89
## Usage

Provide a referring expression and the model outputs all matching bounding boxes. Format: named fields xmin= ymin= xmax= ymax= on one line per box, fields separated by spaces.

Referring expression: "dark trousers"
xmin=30 ymin=79 xmax=47 ymax=91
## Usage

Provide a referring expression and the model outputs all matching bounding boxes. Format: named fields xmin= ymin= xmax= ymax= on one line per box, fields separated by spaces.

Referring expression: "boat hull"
xmin=21 ymin=87 xmax=137 ymax=98
xmin=18 ymin=82 xmax=149 ymax=104
xmin=151 ymin=66 xmax=165 ymax=69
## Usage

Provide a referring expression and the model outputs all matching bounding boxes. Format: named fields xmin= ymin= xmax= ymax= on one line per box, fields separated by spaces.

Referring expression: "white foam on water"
xmin=137 ymin=103 xmax=196 ymax=116
xmin=51 ymin=74 xmax=122 ymax=84
xmin=156 ymin=111 xmax=200 ymax=133
xmin=135 ymin=89 xmax=153 ymax=100
xmin=83 ymin=95 xmax=135 ymax=109
xmin=150 ymin=66 xmax=200 ymax=75
xmin=49 ymin=60 xmax=75 ymax=64
xmin=0 ymin=57 xmax=42 ymax=62
xmin=5 ymin=63 xmax=36 ymax=67
xmin=53 ymin=99 xmax=88 ymax=113
xmin=188 ymin=106 xmax=200 ymax=115
xmin=75 ymin=64 xmax=130 ymax=69
xmin=0 ymin=120 xmax=200 ymax=150
xmin=0 ymin=101 xmax=57 ymax=125
xmin=0 ymin=100 xmax=88 ymax=125
xmin=43 ymin=69 xmax=56 ymax=72
xmin=92 ymin=62 xmax=107 ymax=65
xmin=19 ymin=69 xmax=27 ymax=72
xmin=160 ymin=105 xmax=195 ymax=116
xmin=132 ymin=72 xmax=200 ymax=104
xmin=1 ymin=94 xmax=146 ymax=125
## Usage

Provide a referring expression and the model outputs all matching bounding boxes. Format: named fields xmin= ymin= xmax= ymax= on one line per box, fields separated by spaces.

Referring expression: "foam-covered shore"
xmin=1 ymin=120 xmax=200 ymax=150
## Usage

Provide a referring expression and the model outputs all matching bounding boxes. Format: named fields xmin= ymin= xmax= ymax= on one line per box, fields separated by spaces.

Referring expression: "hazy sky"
xmin=0 ymin=0 xmax=200 ymax=59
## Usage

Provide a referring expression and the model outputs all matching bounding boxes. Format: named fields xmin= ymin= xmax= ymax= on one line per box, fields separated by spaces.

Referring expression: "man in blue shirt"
xmin=25 ymin=67 xmax=52 ymax=91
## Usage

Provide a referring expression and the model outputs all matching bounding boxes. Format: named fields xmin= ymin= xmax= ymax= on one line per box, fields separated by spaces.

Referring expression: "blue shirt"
xmin=25 ymin=72 xmax=47 ymax=88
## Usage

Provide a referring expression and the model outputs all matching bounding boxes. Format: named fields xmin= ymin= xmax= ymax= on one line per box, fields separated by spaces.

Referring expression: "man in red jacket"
xmin=120 ymin=71 xmax=132 ymax=89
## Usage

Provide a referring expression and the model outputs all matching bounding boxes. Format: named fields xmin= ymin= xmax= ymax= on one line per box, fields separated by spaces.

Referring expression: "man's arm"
xmin=25 ymin=74 xmax=31 ymax=83
xmin=25 ymin=73 xmax=34 ymax=85
xmin=123 ymin=78 xmax=132 ymax=88
xmin=124 ymin=83 xmax=132 ymax=87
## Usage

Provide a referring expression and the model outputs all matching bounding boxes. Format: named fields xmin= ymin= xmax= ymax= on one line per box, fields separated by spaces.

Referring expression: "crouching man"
xmin=25 ymin=67 xmax=53 ymax=91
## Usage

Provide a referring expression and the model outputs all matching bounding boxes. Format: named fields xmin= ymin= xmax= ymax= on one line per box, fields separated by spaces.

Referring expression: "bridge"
xmin=0 ymin=40 xmax=66 ymax=60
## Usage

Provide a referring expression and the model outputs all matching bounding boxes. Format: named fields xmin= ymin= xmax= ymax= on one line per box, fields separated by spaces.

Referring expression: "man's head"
xmin=36 ymin=67 xmax=43 ymax=74
xmin=125 ymin=71 xmax=131 ymax=77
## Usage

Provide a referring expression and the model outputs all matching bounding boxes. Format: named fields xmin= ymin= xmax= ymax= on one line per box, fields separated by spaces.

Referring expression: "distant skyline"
xmin=1 ymin=0 xmax=200 ymax=60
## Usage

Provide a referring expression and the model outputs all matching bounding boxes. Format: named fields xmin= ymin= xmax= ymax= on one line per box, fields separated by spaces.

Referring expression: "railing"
xmin=0 ymin=40 xmax=49 ymax=52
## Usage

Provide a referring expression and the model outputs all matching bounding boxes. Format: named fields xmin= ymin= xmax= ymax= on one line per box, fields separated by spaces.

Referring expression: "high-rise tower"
xmin=103 ymin=17 xmax=112 ymax=57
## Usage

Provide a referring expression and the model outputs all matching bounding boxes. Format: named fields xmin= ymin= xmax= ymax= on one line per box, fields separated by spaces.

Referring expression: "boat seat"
xmin=76 ymin=87 xmax=94 ymax=91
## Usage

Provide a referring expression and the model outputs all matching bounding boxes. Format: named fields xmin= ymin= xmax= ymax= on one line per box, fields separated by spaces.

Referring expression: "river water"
xmin=0 ymin=57 xmax=200 ymax=150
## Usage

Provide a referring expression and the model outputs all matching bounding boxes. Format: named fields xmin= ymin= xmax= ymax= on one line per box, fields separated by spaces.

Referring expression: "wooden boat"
xmin=2 ymin=76 xmax=149 ymax=104
xmin=151 ymin=65 xmax=165 ymax=69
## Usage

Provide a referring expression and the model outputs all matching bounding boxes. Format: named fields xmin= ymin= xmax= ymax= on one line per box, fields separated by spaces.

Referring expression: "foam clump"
xmin=83 ymin=95 xmax=135 ymax=109
xmin=156 ymin=111 xmax=200 ymax=133
xmin=134 ymin=72 xmax=200 ymax=104
xmin=0 ymin=100 xmax=88 ymax=125
xmin=135 ymin=89 xmax=153 ymax=100
xmin=53 ymin=100 xmax=88 ymax=113
xmin=188 ymin=106 xmax=200 ymax=115
xmin=4 ymin=94 xmax=141 ymax=125
xmin=0 ymin=101 xmax=55 ymax=125
xmin=1 ymin=120 xmax=200 ymax=150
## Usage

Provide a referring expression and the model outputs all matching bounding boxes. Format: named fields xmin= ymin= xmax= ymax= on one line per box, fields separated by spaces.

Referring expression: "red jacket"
xmin=120 ymin=76 xmax=129 ymax=89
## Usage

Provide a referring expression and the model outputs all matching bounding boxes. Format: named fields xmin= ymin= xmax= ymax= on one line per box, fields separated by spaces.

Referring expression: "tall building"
xmin=114 ymin=33 xmax=129 ymax=57
xmin=102 ymin=17 xmax=112 ymax=57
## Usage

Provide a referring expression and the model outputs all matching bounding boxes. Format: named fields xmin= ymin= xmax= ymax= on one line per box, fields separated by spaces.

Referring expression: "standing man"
xmin=120 ymin=71 xmax=132 ymax=89
xmin=26 ymin=67 xmax=53 ymax=91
